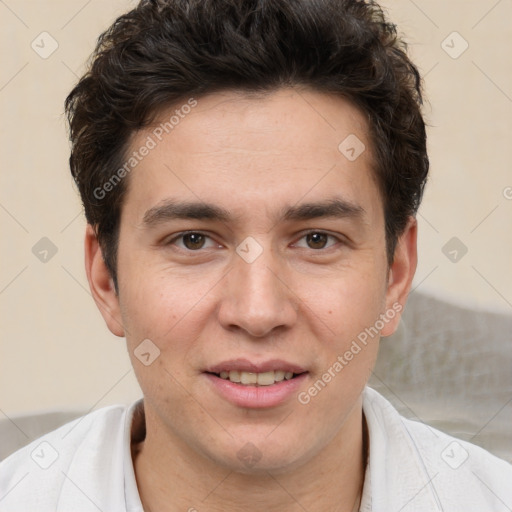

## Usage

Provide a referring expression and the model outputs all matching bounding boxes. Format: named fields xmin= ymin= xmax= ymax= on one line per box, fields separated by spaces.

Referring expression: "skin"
xmin=85 ymin=87 xmax=417 ymax=512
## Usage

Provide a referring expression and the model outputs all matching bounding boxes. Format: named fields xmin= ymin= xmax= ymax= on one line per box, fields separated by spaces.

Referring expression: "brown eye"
xmin=182 ymin=232 xmax=206 ymax=250
xmin=306 ymin=232 xmax=329 ymax=249
xmin=167 ymin=231 xmax=220 ymax=252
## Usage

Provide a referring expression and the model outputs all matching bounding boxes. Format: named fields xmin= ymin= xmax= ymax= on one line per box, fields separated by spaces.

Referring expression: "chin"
xmin=207 ymin=435 xmax=312 ymax=475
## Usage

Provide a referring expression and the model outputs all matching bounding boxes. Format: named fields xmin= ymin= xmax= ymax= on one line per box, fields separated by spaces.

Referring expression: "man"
xmin=1 ymin=0 xmax=511 ymax=510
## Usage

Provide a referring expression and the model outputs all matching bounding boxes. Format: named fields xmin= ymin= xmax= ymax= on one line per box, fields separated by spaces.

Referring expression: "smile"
xmin=215 ymin=370 xmax=299 ymax=386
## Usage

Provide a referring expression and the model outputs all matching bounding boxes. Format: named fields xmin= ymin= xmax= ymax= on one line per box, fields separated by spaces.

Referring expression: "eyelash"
xmin=166 ymin=230 xmax=343 ymax=252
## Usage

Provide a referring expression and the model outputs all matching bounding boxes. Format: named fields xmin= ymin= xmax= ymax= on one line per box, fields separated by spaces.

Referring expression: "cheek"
xmin=118 ymin=259 xmax=216 ymax=340
xmin=296 ymin=273 xmax=383 ymax=425
xmin=294 ymin=264 xmax=385 ymax=403
xmin=298 ymin=265 xmax=387 ymax=341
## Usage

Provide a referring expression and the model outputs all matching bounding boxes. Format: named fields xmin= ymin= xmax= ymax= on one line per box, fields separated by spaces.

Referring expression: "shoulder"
xmin=401 ymin=413 xmax=512 ymax=505
xmin=0 ymin=403 xmax=129 ymax=512
xmin=363 ymin=387 xmax=512 ymax=511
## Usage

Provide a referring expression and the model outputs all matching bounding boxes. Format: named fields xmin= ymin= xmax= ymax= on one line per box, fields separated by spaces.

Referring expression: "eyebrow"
xmin=281 ymin=198 xmax=365 ymax=223
xmin=141 ymin=197 xmax=366 ymax=227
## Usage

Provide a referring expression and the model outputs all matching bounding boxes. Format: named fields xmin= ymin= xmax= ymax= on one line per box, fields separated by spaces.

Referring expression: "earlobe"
xmin=380 ymin=216 xmax=418 ymax=337
xmin=84 ymin=224 xmax=125 ymax=337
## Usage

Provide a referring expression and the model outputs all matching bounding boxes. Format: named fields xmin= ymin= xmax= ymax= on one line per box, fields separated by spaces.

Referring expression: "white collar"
xmin=360 ymin=387 xmax=443 ymax=511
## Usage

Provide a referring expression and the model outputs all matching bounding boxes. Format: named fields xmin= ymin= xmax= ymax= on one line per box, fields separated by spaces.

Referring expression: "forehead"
xmin=120 ymin=88 xmax=381 ymax=227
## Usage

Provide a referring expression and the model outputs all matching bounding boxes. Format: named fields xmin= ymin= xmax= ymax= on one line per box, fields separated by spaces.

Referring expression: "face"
xmin=86 ymin=87 xmax=416 ymax=474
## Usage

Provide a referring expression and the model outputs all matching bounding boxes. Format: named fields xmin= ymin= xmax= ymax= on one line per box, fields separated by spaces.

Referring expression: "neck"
xmin=132 ymin=399 xmax=367 ymax=512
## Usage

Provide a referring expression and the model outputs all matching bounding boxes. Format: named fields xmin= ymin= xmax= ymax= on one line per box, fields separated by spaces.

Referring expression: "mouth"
xmin=203 ymin=359 xmax=309 ymax=408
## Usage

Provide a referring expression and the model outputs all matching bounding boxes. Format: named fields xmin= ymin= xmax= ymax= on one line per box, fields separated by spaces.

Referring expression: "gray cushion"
xmin=0 ymin=410 xmax=83 ymax=461
xmin=370 ymin=291 xmax=512 ymax=462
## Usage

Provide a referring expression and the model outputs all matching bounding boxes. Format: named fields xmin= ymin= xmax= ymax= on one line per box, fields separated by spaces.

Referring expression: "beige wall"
xmin=1 ymin=0 xmax=511 ymax=416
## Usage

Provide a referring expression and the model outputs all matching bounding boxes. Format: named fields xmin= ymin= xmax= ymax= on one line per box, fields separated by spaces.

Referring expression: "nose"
xmin=217 ymin=244 xmax=298 ymax=338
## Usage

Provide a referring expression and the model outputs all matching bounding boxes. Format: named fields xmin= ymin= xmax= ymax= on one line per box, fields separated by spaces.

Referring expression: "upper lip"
xmin=205 ymin=358 xmax=307 ymax=374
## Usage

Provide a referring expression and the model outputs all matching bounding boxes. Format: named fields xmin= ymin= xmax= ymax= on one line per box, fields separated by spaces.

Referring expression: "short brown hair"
xmin=65 ymin=0 xmax=428 ymax=290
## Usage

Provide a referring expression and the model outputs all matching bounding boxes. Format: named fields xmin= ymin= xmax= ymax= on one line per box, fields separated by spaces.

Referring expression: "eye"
xmin=294 ymin=231 xmax=341 ymax=250
xmin=168 ymin=231 xmax=219 ymax=251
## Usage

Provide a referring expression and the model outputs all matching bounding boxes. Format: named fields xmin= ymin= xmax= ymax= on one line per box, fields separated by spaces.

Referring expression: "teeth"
xmin=228 ymin=370 xmax=241 ymax=383
xmin=274 ymin=370 xmax=285 ymax=382
xmin=257 ymin=371 xmax=275 ymax=386
xmin=240 ymin=372 xmax=257 ymax=385
xmin=217 ymin=370 xmax=298 ymax=386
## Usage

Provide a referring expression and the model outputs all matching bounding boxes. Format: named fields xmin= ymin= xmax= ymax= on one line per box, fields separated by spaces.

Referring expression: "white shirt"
xmin=1 ymin=387 xmax=511 ymax=511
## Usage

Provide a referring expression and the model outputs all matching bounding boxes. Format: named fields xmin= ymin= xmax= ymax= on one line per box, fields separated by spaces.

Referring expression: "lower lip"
xmin=204 ymin=373 xmax=308 ymax=409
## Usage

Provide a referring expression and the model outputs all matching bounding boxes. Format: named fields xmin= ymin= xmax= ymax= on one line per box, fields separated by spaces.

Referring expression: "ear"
xmin=84 ymin=224 xmax=125 ymax=337
xmin=380 ymin=216 xmax=418 ymax=337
